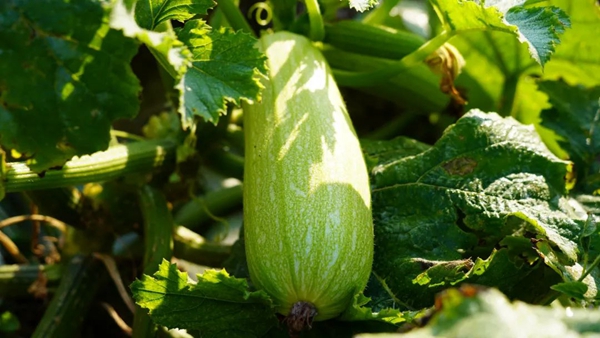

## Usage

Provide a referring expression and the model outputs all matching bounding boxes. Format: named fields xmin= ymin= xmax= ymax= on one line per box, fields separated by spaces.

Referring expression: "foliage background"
xmin=0 ymin=0 xmax=599 ymax=337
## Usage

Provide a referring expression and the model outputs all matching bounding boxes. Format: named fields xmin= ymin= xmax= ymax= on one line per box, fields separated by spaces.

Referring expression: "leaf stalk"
xmin=304 ymin=0 xmax=325 ymax=41
xmin=217 ymin=0 xmax=256 ymax=36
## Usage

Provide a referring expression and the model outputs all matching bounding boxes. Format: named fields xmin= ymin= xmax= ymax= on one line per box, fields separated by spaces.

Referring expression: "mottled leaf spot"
xmin=442 ymin=157 xmax=477 ymax=176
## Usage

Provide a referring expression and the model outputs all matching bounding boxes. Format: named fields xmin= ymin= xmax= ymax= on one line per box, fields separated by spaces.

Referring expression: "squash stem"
xmin=285 ymin=301 xmax=317 ymax=336
xmin=362 ymin=0 xmax=402 ymax=25
xmin=304 ymin=0 xmax=325 ymax=41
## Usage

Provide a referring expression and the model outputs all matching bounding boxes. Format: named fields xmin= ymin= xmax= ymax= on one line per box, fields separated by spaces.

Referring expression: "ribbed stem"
xmin=32 ymin=255 xmax=105 ymax=338
xmin=5 ymin=139 xmax=176 ymax=192
xmin=132 ymin=186 xmax=175 ymax=338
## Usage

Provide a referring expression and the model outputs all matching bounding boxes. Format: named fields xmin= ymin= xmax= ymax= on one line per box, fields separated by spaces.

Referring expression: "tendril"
xmin=247 ymin=2 xmax=273 ymax=26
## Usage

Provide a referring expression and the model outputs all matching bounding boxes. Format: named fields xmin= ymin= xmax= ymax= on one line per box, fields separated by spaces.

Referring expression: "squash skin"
xmin=243 ymin=31 xmax=373 ymax=321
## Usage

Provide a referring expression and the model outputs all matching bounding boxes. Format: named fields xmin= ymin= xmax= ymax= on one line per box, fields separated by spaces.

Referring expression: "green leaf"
xmin=349 ymin=0 xmax=379 ymax=12
xmin=361 ymin=273 xmax=402 ymax=313
xmin=131 ymin=259 xmax=277 ymax=337
xmin=432 ymin=0 xmax=515 ymax=33
xmin=450 ymin=30 xmax=571 ymax=160
xmin=452 ymin=0 xmax=599 ymax=115
xmin=0 ymin=0 xmax=141 ymax=171
xmin=412 ymin=256 xmax=492 ymax=287
xmin=339 ymin=292 xmax=419 ymax=325
xmin=356 ymin=287 xmax=600 ymax=338
xmin=134 ymin=0 xmax=215 ymax=30
xmin=539 ymin=80 xmax=600 ymax=194
xmin=222 ymin=227 xmax=251 ymax=280
xmin=451 ymin=30 xmax=537 ymax=112
xmin=109 ymin=0 xmax=191 ymax=83
xmin=533 ymin=239 xmax=600 ymax=300
xmin=371 ymin=110 xmax=580 ymax=308
xmin=361 ymin=137 xmax=431 ymax=172
xmin=504 ymin=5 xmax=570 ymax=66
xmin=465 ymin=247 xmax=562 ymax=303
xmin=542 ymin=0 xmax=600 ymax=87
xmin=449 ymin=1 xmax=598 ymax=159
xmin=0 ymin=311 xmax=20 ymax=333
xmin=176 ymin=20 xmax=267 ymax=127
xmin=581 ymin=213 xmax=598 ymax=238
xmin=430 ymin=0 xmax=570 ymax=67
xmin=551 ymin=281 xmax=589 ymax=299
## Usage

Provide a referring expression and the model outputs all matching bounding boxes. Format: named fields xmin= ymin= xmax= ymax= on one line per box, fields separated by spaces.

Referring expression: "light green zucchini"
xmin=243 ymin=31 xmax=373 ymax=329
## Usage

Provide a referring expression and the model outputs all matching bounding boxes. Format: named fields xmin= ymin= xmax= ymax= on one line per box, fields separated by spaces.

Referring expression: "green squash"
xmin=243 ymin=31 xmax=373 ymax=329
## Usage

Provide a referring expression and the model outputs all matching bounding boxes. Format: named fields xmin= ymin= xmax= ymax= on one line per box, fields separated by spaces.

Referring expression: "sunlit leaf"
xmin=131 ymin=260 xmax=277 ymax=337
xmin=176 ymin=20 xmax=267 ymax=127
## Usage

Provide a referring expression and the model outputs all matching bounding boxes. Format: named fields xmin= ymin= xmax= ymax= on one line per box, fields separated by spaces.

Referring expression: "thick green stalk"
xmin=205 ymin=149 xmax=244 ymax=180
xmin=209 ymin=8 xmax=229 ymax=29
xmin=269 ymin=0 xmax=297 ymax=31
xmin=138 ymin=186 xmax=174 ymax=273
xmin=304 ymin=0 xmax=325 ymax=41
xmin=5 ymin=139 xmax=176 ymax=193
xmin=321 ymin=46 xmax=447 ymax=113
xmin=216 ymin=0 xmax=255 ymax=35
xmin=362 ymin=0 xmax=403 ymax=25
xmin=132 ymin=186 xmax=175 ymax=338
xmin=32 ymin=255 xmax=105 ymax=338
xmin=173 ymin=226 xmax=232 ymax=267
xmin=110 ymin=228 xmax=232 ymax=267
xmin=331 ymin=31 xmax=451 ymax=87
xmin=324 ymin=20 xmax=425 ymax=60
xmin=174 ymin=184 xmax=243 ymax=231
